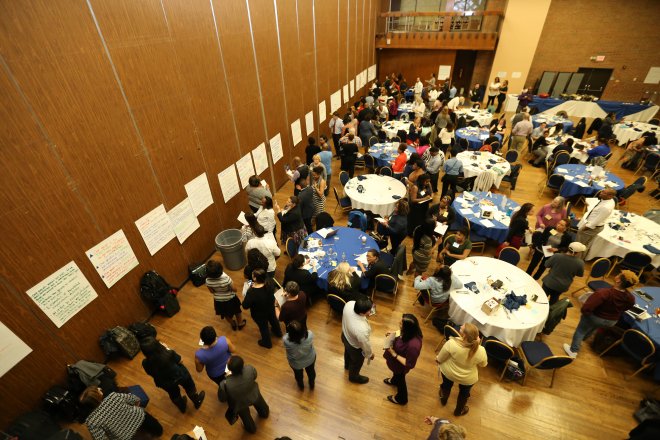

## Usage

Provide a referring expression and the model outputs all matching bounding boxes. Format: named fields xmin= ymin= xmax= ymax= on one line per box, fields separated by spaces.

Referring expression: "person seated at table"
xmin=483 ymin=128 xmax=500 ymax=149
xmin=587 ymin=138 xmax=613 ymax=161
xmin=403 ymin=153 xmax=422 ymax=179
xmin=276 ymin=281 xmax=308 ymax=328
xmin=441 ymin=156 xmax=463 ymax=198
xmin=422 ymin=147 xmax=445 ymax=193
xmin=531 ymin=122 xmax=547 ymax=144
xmin=500 ymin=203 xmax=534 ymax=250
xmin=439 ymin=228 xmax=472 ymax=266
xmin=415 ymin=135 xmax=431 ymax=157
xmin=527 ymin=218 xmax=574 ymax=280
xmin=548 ymin=138 xmax=575 ymax=163
xmin=376 ymin=101 xmax=389 ymax=122
xmin=408 ymin=116 xmax=423 ymax=144
xmin=284 ymin=254 xmax=319 ymax=300
xmin=438 ymin=122 xmax=455 ymax=154
xmin=408 ymin=174 xmax=434 ymax=236
xmin=388 ymin=96 xmax=398 ymax=120
xmin=621 ymin=132 xmax=658 ymax=170
xmin=528 ymin=129 xmax=551 ymax=166
xmin=357 ymin=249 xmax=390 ymax=291
xmin=377 ymin=87 xmax=389 ymax=105
xmin=470 ymin=84 xmax=484 ymax=104
xmin=412 ymin=97 xmax=426 ymax=119
xmin=391 ymin=143 xmax=408 ymax=177
xmin=535 ymin=196 xmax=567 ymax=230
xmin=275 ymin=196 xmax=307 ymax=247
xmin=428 ymin=195 xmax=456 ymax=227
xmin=379 ymin=199 xmax=409 ymax=253
xmin=340 ymin=134 xmax=359 ymax=178
xmin=541 ymin=242 xmax=585 ymax=305
xmin=415 ymin=255 xmax=462 ymax=305
xmin=289 ymin=157 xmax=309 ymax=187
xmin=328 ymin=262 xmax=369 ymax=302
xmin=246 ymin=176 xmax=272 ymax=214
xmin=549 ymin=123 xmax=564 ymax=137
xmin=407 ymin=218 xmax=437 ymax=277
xmin=489 ymin=113 xmax=507 ymax=135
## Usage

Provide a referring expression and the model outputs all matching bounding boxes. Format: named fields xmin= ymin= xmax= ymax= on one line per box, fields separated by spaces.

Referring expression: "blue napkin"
xmin=502 ymin=292 xmax=527 ymax=311
xmin=464 ymin=282 xmax=480 ymax=294
xmin=392 ymin=195 xmax=401 ymax=200
xmin=488 ymin=159 xmax=497 ymax=164
xmin=486 ymin=165 xmax=493 ymax=169
xmin=643 ymin=244 xmax=660 ymax=254
xmin=357 ymin=175 xmax=367 ymax=181
xmin=609 ymin=223 xmax=622 ymax=230
xmin=380 ymin=153 xmax=389 ymax=158
xmin=634 ymin=128 xmax=641 ymax=132
xmin=620 ymin=217 xmax=631 ymax=223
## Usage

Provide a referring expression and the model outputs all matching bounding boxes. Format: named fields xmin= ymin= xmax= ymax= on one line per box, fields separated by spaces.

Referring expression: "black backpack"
xmin=128 ymin=321 xmax=157 ymax=341
xmin=140 ymin=270 xmax=176 ymax=303
xmin=6 ymin=411 xmax=60 ymax=440
xmin=188 ymin=262 xmax=207 ymax=287
xmin=99 ymin=326 xmax=140 ymax=359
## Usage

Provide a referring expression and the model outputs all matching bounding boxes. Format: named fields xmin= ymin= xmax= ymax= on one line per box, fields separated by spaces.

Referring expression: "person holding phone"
xmin=383 ymin=314 xmax=423 ymax=405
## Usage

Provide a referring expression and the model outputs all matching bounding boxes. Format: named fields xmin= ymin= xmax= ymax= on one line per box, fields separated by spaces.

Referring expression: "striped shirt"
xmin=206 ymin=273 xmax=235 ymax=302
xmin=85 ymin=392 xmax=144 ymax=440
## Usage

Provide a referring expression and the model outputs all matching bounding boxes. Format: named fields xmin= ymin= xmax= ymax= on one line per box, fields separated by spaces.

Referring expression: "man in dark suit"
xmin=357 ymin=249 xmax=390 ymax=291
xmin=218 ymin=356 xmax=269 ymax=434
xmin=296 ymin=176 xmax=314 ymax=233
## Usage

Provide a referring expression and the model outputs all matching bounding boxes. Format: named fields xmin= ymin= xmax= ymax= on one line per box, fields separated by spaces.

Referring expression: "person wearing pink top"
xmin=535 ymin=196 xmax=567 ymax=230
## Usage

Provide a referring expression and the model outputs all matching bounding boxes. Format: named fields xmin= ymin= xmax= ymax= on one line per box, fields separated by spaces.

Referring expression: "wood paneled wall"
xmin=376 ymin=48 xmax=457 ymax=87
xmin=0 ymin=0 xmax=377 ymax=426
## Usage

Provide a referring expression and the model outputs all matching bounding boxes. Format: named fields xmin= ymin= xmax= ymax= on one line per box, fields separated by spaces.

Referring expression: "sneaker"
xmin=563 ymin=343 xmax=577 ymax=358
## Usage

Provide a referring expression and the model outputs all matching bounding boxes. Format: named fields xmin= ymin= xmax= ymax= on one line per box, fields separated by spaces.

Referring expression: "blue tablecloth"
xmin=451 ymin=192 xmax=520 ymax=243
xmin=299 ymin=227 xmax=378 ymax=291
xmin=532 ymin=115 xmax=574 ymax=133
xmin=455 ymin=128 xmax=503 ymax=151
xmin=554 ymin=164 xmax=625 ymax=198
xmin=622 ymin=286 xmax=660 ymax=380
xmin=527 ymin=96 xmax=655 ymax=119
xmin=369 ymin=143 xmax=416 ymax=167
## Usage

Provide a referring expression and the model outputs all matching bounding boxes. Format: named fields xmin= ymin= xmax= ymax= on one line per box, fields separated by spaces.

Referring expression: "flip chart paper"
xmin=342 ymin=85 xmax=349 ymax=103
xmin=184 ymin=173 xmax=214 ymax=216
xmin=27 ymin=261 xmax=98 ymax=328
xmin=218 ymin=165 xmax=241 ymax=203
xmin=135 ymin=204 xmax=176 ymax=256
xmin=269 ymin=133 xmax=284 ymax=163
xmin=367 ymin=64 xmax=376 ymax=81
xmin=318 ymin=101 xmax=327 ymax=123
xmin=330 ymin=90 xmax=341 ymax=113
xmin=305 ymin=111 xmax=314 ymax=136
xmin=438 ymin=65 xmax=451 ymax=80
xmin=236 ymin=153 xmax=256 ymax=188
xmin=168 ymin=198 xmax=200 ymax=244
xmin=511 ymin=71 xmax=522 ymax=79
xmin=349 ymin=80 xmax=355 ymax=97
xmin=291 ymin=119 xmax=303 ymax=146
xmin=0 ymin=321 xmax=32 ymax=378
xmin=86 ymin=230 xmax=139 ymax=288
xmin=252 ymin=143 xmax=269 ymax=175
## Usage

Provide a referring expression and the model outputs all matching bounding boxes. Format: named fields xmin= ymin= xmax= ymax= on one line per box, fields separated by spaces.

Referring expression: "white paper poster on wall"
xmin=511 ymin=71 xmax=522 ymax=79
xmin=318 ymin=101 xmax=327 ymax=122
xmin=168 ymin=198 xmax=200 ymax=244
xmin=305 ymin=111 xmax=314 ymax=136
xmin=367 ymin=64 xmax=376 ymax=82
xmin=290 ymin=119 xmax=303 ymax=146
xmin=236 ymin=153 xmax=256 ymax=188
xmin=269 ymin=133 xmax=284 ymax=163
xmin=135 ymin=205 xmax=176 ymax=256
xmin=217 ymin=165 xmax=241 ymax=203
xmin=86 ymin=230 xmax=139 ymax=289
xmin=0 ymin=321 xmax=32 ymax=378
xmin=438 ymin=65 xmax=451 ymax=81
xmin=497 ymin=71 xmax=507 ymax=78
xmin=643 ymin=67 xmax=660 ymax=84
xmin=27 ymin=261 xmax=98 ymax=328
xmin=349 ymin=80 xmax=355 ymax=97
xmin=362 ymin=69 xmax=368 ymax=87
xmin=355 ymin=74 xmax=361 ymax=91
xmin=330 ymin=90 xmax=341 ymax=113
xmin=252 ymin=143 xmax=269 ymax=174
xmin=342 ymin=85 xmax=349 ymax=104
xmin=184 ymin=173 xmax=214 ymax=216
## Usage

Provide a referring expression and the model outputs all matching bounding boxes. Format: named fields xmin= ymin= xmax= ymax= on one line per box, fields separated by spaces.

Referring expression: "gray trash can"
xmin=215 ymin=229 xmax=246 ymax=270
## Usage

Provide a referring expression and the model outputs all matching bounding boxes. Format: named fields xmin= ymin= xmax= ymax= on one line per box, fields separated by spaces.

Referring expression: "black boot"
xmin=192 ymin=391 xmax=205 ymax=409
xmin=174 ymin=396 xmax=187 ymax=413
xmin=439 ymin=386 xmax=451 ymax=406
xmin=454 ymin=394 xmax=470 ymax=416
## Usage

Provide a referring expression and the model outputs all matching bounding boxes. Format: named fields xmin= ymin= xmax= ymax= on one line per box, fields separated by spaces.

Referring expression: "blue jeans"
xmin=570 ymin=314 xmax=617 ymax=353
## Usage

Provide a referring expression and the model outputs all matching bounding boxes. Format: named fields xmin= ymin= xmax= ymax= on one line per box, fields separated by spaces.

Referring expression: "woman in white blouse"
xmin=486 ymin=77 xmax=501 ymax=108
xmin=413 ymin=96 xmax=426 ymax=119
xmin=256 ymin=196 xmax=277 ymax=242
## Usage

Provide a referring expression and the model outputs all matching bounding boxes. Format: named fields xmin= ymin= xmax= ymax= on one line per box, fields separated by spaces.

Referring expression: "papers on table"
xmin=316 ymin=228 xmax=334 ymax=239
xmin=563 ymin=175 xmax=574 ymax=181
xmin=355 ymin=252 xmax=368 ymax=265
xmin=435 ymin=222 xmax=449 ymax=235
xmin=542 ymin=245 xmax=555 ymax=258
xmin=479 ymin=219 xmax=495 ymax=228
xmin=463 ymin=192 xmax=475 ymax=201
xmin=459 ymin=208 xmax=473 ymax=215
xmin=575 ymin=180 xmax=591 ymax=187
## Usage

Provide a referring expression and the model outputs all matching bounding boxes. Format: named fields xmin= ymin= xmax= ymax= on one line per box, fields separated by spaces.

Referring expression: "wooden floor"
xmin=74 ymin=116 xmax=659 ymax=440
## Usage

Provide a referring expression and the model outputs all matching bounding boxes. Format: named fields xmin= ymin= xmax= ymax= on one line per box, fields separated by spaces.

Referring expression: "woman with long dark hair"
xmin=407 ymin=173 xmax=433 ymax=236
xmin=283 ymin=320 xmax=317 ymax=390
xmin=503 ymin=203 xmax=534 ymax=249
xmin=242 ymin=269 xmax=282 ymax=349
xmin=141 ymin=337 xmax=205 ymax=413
xmin=244 ymin=248 xmax=268 ymax=281
xmin=383 ymin=314 xmax=423 ymax=405
xmin=414 ymin=256 xmax=462 ymax=305
xmin=408 ymin=218 xmax=436 ymax=277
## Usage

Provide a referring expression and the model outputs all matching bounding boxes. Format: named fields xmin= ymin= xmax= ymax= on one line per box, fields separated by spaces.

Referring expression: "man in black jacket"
xmin=218 ymin=356 xmax=269 ymax=434
xmin=296 ymin=176 xmax=314 ymax=233
xmin=357 ymin=249 xmax=390 ymax=291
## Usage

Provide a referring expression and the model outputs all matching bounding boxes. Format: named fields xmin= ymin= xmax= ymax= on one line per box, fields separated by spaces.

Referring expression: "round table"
xmin=455 ymin=127 xmax=503 ymax=150
xmin=554 ymin=164 xmax=625 ymax=198
xmin=368 ymin=143 xmax=415 ymax=168
xmin=613 ymin=122 xmax=660 ymax=145
xmin=545 ymin=134 xmax=591 ymax=163
xmin=583 ymin=206 xmax=660 ymax=267
xmin=622 ymin=287 xmax=660 ymax=347
xmin=449 ymin=257 xmax=549 ymax=347
xmin=344 ymin=174 xmax=407 ymax=217
xmin=455 ymin=151 xmax=511 ymax=188
xmin=532 ymin=115 xmax=574 ymax=133
xmin=298 ymin=227 xmax=378 ymax=291
xmin=455 ymin=108 xmax=493 ymax=127
xmin=451 ymin=192 xmax=520 ymax=242
xmin=382 ymin=120 xmax=412 ymax=139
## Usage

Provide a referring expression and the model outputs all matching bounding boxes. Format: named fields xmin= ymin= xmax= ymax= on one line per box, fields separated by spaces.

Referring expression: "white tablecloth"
xmin=397 ymin=103 xmax=414 ymax=114
xmin=544 ymin=134 xmax=591 ymax=163
xmin=613 ymin=122 xmax=660 ymax=145
xmin=455 ymin=151 xmax=511 ymax=188
xmin=583 ymin=201 xmax=660 ymax=267
xmin=382 ymin=120 xmax=411 ymax=139
xmin=449 ymin=257 xmax=549 ymax=347
xmin=455 ymin=108 xmax=493 ymax=127
xmin=344 ymin=174 xmax=407 ymax=217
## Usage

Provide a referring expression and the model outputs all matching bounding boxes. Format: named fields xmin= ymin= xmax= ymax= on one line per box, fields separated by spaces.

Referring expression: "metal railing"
xmin=380 ymin=10 xmax=502 ymax=34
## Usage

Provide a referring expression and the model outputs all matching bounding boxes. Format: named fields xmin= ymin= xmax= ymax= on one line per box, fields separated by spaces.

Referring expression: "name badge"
xmin=545 ymin=214 xmax=553 ymax=221
xmin=452 ymin=242 xmax=460 ymax=249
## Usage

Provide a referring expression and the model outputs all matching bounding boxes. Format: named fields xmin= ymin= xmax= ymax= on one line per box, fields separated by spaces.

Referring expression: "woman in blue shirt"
xmin=195 ymin=326 xmax=235 ymax=384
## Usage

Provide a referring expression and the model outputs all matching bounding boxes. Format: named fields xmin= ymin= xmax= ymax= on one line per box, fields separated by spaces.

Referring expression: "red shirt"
xmin=392 ymin=153 xmax=407 ymax=173
xmin=582 ymin=287 xmax=634 ymax=321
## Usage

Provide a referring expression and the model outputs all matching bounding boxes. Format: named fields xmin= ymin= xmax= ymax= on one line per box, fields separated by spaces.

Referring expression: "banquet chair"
xmin=599 ymin=329 xmax=656 ymax=378
xmin=315 ymin=212 xmax=334 ymax=230
xmin=498 ymin=247 xmax=521 ymax=266
xmin=649 ymin=118 xmax=659 ymax=126
xmin=607 ymin=251 xmax=653 ymax=278
xmin=464 ymin=219 xmax=485 ymax=254
xmin=285 ymin=238 xmax=298 ymax=259
xmin=556 ymin=111 xmax=568 ymax=118
xmin=519 ymin=341 xmax=573 ymax=388
xmin=369 ymin=136 xmax=379 ymax=147
xmin=391 ymin=136 xmax=402 ymax=143
xmin=363 ymin=154 xmax=376 ymax=173
xmin=538 ymin=174 xmax=565 ymax=197
xmin=379 ymin=166 xmax=393 ymax=176
xmin=468 ymin=120 xmax=480 ymax=128
xmin=547 ymin=151 xmax=570 ymax=174
xmin=372 ymin=274 xmax=399 ymax=306
xmin=326 ymin=294 xmax=347 ymax=324
xmin=472 ymin=170 xmax=496 ymax=192
xmin=354 ymin=155 xmax=365 ymax=171
xmin=422 ymin=300 xmax=449 ymax=324
xmin=435 ymin=323 xmax=461 ymax=352
xmin=634 ymin=152 xmax=660 ymax=177
xmin=570 ymin=257 xmax=612 ymax=296
xmin=505 ymin=149 xmax=519 ymax=164
xmin=333 ymin=187 xmax=352 ymax=214
xmin=500 ymin=163 xmax=522 ymax=194
xmin=400 ymin=112 xmax=410 ymax=122
xmin=339 ymin=171 xmax=350 ymax=186
xmin=483 ymin=337 xmax=516 ymax=381
xmin=490 ymin=141 xmax=501 ymax=154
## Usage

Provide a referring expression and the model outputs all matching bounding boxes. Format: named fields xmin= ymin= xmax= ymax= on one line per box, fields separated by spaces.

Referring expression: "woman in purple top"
xmin=383 ymin=314 xmax=423 ymax=405
xmin=195 ymin=326 xmax=235 ymax=384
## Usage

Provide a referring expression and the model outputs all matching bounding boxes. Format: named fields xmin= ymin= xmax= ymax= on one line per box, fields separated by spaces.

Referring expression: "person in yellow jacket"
xmin=436 ymin=323 xmax=487 ymax=416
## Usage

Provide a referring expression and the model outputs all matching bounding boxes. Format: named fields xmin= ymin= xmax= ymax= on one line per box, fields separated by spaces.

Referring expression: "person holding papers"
xmin=439 ymin=228 xmax=472 ymax=266
xmin=245 ymin=224 xmax=280 ymax=279
xmin=428 ymin=196 xmax=456 ymax=228
xmin=276 ymin=281 xmax=308 ymax=328
xmin=242 ymin=269 xmax=282 ymax=349
xmin=527 ymin=218 xmax=574 ymax=280
xmin=414 ymin=256 xmax=462 ymax=305
xmin=501 ymin=203 xmax=534 ymax=250
xmin=357 ymin=249 xmax=390 ymax=291
xmin=407 ymin=174 xmax=434 ymax=236
xmin=284 ymin=254 xmax=319 ymax=299
xmin=256 ymin=196 xmax=277 ymax=240
xmin=541 ymin=242 xmax=586 ymax=305
xmin=275 ymin=196 xmax=307 ymax=247
xmin=246 ymin=176 xmax=272 ymax=213
xmin=378 ymin=199 xmax=409 ymax=254
xmin=383 ymin=314 xmax=423 ymax=405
